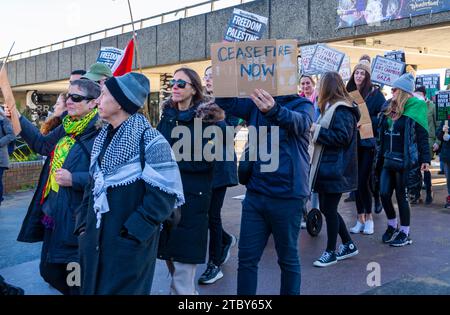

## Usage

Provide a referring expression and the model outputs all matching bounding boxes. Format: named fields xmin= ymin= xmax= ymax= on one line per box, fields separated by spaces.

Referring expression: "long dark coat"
xmin=156 ymin=99 xmax=223 ymax=264
xmin=17 ymin=115 xmax=99 ymax=264
xmin=76 ymin=178 xmax=175 ymax=295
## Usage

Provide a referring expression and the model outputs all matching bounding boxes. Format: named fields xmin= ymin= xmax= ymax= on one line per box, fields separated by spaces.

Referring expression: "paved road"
xmin=1 ymin=170 xmax=450 ymax=295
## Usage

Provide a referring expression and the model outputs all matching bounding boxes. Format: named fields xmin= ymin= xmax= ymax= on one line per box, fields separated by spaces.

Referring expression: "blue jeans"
xmin=237 ymin=191 xmax=305 ymax=295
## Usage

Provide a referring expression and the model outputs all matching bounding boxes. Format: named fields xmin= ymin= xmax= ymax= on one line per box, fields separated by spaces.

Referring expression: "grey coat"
xmin=0 ymin=117 xmax=15 ymax=168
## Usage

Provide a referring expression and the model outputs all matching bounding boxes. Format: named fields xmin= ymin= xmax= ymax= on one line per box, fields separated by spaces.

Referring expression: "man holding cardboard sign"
xmin=212 ymin=39 xmax=314 ymax=295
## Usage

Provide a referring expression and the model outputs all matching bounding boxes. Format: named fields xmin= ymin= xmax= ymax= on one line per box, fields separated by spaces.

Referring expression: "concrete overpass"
xmin=2 ymin=0 xmax=450 ymax=101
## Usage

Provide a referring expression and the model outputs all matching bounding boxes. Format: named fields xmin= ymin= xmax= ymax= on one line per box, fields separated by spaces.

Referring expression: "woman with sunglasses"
xmin=157 ymin=67 xmax=225 ymax=295
xmin=346 ymin=55 xmax=386 ymax=236
xmin=375 ymin=73 xmax=430 ymax=247
xmin=10 ymin=79 xmax=101 ymax=295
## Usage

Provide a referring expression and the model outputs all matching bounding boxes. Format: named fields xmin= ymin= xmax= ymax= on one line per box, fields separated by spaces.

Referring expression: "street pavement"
xmin=1 ymin=166 xmax=450 ymax=295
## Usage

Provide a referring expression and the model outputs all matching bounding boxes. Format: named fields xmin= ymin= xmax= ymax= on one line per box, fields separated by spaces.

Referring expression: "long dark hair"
xmin=346 ymin=69 xmax=373 ymax=100
xmin=174 ymin=67 xmax=205 ymax=105
xmin=318 ymin=72 xmax=352 ymax=113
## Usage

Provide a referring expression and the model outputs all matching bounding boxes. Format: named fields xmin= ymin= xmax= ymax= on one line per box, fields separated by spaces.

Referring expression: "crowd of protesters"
xmin=0 ymin=49 xmax=448 ymax=295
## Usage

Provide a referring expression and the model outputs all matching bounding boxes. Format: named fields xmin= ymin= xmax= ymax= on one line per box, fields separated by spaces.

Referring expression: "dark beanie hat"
xmin=105 ymin=72 xmax=150 ymax=114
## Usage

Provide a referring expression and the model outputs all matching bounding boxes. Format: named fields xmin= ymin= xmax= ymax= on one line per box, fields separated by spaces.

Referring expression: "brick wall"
xmin=4 ymin=161 xmax=44 ymax=194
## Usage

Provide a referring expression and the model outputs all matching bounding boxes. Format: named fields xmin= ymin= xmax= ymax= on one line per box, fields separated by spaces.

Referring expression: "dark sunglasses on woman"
xmin=66 ymin=93 xmax=95 ymax=103
xmin=169 ymin=79 xmax=192 ymax=89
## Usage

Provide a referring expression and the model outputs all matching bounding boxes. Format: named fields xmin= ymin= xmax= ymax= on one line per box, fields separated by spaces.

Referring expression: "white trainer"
xmin=363 ymin=220 xmax=374 ymax=235
xmin=350 ymin=221 xmax=365 ymax=234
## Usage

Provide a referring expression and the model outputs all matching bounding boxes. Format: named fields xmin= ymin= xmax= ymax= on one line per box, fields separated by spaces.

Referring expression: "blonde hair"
xmin=385 ymin=89 xmax=411 ymax=119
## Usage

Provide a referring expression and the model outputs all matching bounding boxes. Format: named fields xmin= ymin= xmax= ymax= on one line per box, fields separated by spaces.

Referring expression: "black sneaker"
xmin=198 ymin=262 xmax=223 ymax=285
xmin=389 ymin=231 xmax=413 ymax=247
xmin=313 ymin=251 xmax=337 ymax=267
xmin=219 ymin=234 xmax=237 ymax=265
xmin=0 ymin=276 xmax=24 ymax=295
xmin=382 ymin=225 xmax=399 ymax=244
xmin=336 ymin=242 xmax=359 ymax=261
xmin=425 ymin=192 xmax=433 ymax=205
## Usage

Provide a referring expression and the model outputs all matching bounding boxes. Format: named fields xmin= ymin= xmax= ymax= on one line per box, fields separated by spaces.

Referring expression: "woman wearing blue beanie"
xmin=374 ymin=73 xmax=430 ymax=247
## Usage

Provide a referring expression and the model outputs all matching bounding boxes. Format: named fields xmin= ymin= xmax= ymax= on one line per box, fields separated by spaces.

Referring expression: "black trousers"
xmin=355 ymin=147 xmax=374 ymax=215
xmin=40 ymin=230 xmax=79 ymax=295
xmin=208 ymin=186 xmax=232 ymax=266
xmin=379 ymin=168 xmax=410 ymax=226
xmin=318 ymin=193 xmax=352 ymax=252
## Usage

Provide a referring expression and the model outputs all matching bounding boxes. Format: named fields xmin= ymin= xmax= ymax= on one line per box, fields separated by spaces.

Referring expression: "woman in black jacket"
xmin=157 ymin=67 xmax=224 ymax=294
xmin=346 ymin=56 xmax=386 ymax=235
xmin=375 ymin=73 xmax=430 ymax=247
xmin=310 ymin=71 xmax=360 ymax=267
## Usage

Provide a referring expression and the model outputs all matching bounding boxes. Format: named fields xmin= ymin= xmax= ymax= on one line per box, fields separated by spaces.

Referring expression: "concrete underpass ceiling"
xmin=11 ymin=26 xmax=450 ymax=94
xmin=328 ymin=25 xmax=450 ymax=70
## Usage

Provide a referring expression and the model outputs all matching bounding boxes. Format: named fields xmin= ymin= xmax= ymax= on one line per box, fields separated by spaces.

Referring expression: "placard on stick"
xmin=349 ymin=90 xmax=373 ymax=139
xmin=299 ymin=44 xmax=317 ymax=75
xmin=308 ymin=44 xmax=345 ymax=74
xmin=436 ymin=91 xmax=450 ymax=121
xmin=211 ymin=40 xmax=298 ymax=97
xmin=371 ymin=55 xmax=405 ymax=86
xmin=96 ymin=47 xmax=124 ymax=72
xmin=224 ymin=8 xmax=268 ymax=42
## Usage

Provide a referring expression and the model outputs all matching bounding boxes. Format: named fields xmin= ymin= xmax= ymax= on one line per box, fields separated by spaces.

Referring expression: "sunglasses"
xmin=169 ymin=79 xmax=192 ymax=89
xmin=66 ymin=93 xmax=95 ymax=103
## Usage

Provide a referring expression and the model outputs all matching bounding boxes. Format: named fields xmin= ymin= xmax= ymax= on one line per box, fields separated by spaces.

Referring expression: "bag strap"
xmin=139 ymin=128 xmax=150 ymax=170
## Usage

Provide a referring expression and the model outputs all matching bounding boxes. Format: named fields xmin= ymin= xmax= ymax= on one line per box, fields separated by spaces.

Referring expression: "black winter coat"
xmin=437 ymin=121 xmax=450 ymax=164
xmin=17 ymin=114 xmax=99 ymax=264
xmin=156 ymin=99 xmax=223 ymax=264
xmin=360 ymin=87 xmax=386 ymax=147
xmin=212 ymin=120 xmax=238 ymax=189
xmin=313 ymin=105 xmax=360 ymax=194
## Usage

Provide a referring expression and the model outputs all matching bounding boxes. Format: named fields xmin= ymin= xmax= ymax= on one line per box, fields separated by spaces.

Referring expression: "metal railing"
xmin=3 ymin=0 xmax=254 ymax=61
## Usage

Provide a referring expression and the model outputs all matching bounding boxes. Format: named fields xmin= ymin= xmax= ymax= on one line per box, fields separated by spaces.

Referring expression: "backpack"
xmin=139 ymin=128 xmax=181 ymax=230
xmin=0 ymin=119 xmax=16 ymax=155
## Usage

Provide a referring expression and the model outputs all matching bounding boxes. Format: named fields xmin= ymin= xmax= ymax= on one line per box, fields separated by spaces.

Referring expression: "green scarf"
xmin=388 ymin=97 xmax=429 ymax=132
xmin=43 ymin=109 xmax=97 ymax=199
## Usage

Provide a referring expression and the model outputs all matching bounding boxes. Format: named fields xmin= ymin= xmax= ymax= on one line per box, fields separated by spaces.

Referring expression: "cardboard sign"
xmin=436 ymin=91 xmax=450 ymax=121
xmin=371 ymin=55 xmax=406 ymax=86
xmin=339 ymin=55 xmax=352 ymax=82
xmin=211 ymin=40 xmax=298 ymax=97
xmin=384 ymin=50 xmax=406 ymax=63
xmin=96 ymin=47 xmax=124 ymax=72
xmin=299 ymin=44 xmax=317 ymax=75
xmin=308 ymin=44 xmax=345 ymax=74
xmin=349 ymin=90 xmax=374 ymax=140
xmin=445 ymin=69 xmax=450 ymax=86
xmin=224 ymin=8 xmax=268 ymax=42
xmin=416 ymin=74 xmax=440 ymax=99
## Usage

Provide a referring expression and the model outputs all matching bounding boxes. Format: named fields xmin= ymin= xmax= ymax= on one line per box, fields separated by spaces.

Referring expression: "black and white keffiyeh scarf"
xmin=90 ymin=113 xmax=184 ymax=228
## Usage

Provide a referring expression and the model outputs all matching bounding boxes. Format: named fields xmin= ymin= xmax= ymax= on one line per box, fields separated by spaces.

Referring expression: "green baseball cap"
xmin=82 ymin=63 xmax=113 ymax=82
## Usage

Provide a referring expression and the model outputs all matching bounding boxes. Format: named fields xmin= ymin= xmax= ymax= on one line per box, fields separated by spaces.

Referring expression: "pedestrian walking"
xmin=0 ymin=106 xmax=15 ymax=206
xmin=215 ymin=82 xmax=314 ymax=295
xmin=375 ymin=73 xmax=430 ymax=247
xmin=413 ymin=86 xmax=439 ymax=204
xmin=310 ymin=71 xmax=360 ymax=267
xmin=346 ymin=56 xmax=386 ymax=235
xmin=13 ymin=79 xmax=101 ymax=295
xmin=157 ymin=67 xmax=223 ymax=295
xmin=76 ymin=72 xmax=184 ymax=295
xmin=198 ymin=66 xmax=238 ymax=285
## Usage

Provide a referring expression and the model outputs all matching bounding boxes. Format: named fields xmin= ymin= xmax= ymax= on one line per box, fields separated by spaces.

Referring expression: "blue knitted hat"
xmin=105 ymin=72 xmax=150 ymax=114
xmin=392 ymin=73 xmax=415 ymax=95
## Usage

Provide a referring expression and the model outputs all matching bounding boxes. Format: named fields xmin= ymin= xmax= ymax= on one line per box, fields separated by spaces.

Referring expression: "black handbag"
xmin=383 ymin=151 xmax=405 ymax=171
xmin=238 ymin=144 xmax=254 ymax=185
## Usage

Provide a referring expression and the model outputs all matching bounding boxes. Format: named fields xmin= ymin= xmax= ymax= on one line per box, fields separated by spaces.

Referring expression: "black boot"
xmin=374 ymin=196 xmax=383 ymax=214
